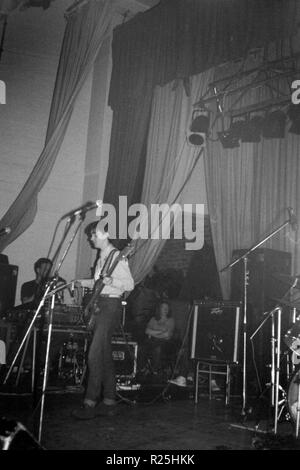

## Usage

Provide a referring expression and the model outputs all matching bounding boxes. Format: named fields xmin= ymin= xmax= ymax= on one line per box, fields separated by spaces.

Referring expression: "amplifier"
xmin=190 ymin=300 xmax=242 ymax=363
xmin=112 ymin=340 xmax=138 ymax=378
xmin=48 ymin=304 xmax=83 ymax=325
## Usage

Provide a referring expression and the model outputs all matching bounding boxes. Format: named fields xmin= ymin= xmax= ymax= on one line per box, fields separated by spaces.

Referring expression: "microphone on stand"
xmin=288 ymin=207 xmax=298 ymax=231
xmin=60 ymin=201 xmax=99 ymax=220
xmin=0 ymin=227 xmax=11 ymax=236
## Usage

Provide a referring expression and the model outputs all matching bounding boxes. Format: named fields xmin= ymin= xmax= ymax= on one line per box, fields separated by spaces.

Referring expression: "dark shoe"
xmin=72 ymin=405 xmax=97 ymax=420
xmin=95 ymin=402 xmax=118 ymax=417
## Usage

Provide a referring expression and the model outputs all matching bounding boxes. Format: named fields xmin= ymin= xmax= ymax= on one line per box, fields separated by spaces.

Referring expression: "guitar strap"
xmin=100 ymin=248 xmax=118 ymax=278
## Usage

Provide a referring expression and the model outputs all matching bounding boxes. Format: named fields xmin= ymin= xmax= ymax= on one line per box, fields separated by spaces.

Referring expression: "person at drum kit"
xmin=20 ymin=257 xmax=66 ymax=307
xmin=72 ymin=221 xmax=134 ymax=420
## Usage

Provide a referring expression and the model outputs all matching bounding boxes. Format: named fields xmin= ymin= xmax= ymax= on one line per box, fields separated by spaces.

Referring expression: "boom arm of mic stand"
xmin=54 ymin=215 xmax=85 ymax=275
xmin=50 ymin=217 xmax=75 ymax=271
xmin=220 ymin=218 xmax=291 ymax=273
xmin=45 ymin=281 xmax=75 ymax=298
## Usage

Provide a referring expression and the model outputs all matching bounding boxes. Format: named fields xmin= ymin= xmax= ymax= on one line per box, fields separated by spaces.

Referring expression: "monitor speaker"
xmin=112 ymin=340 xmax=138 ymax=378
xmin=190 ymin=300 xmax=242 ymax=363
xmin=0 ymin=418 xmax=43 ymax=450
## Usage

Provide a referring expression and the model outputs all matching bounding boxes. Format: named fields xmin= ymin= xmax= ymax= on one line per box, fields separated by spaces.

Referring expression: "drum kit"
xmin=270 ymin=273 xmax=300 ymax=436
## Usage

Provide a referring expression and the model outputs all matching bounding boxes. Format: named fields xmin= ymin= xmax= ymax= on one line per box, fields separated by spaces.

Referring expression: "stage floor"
xmin=0 ymin=382 xmax=299 ymax=451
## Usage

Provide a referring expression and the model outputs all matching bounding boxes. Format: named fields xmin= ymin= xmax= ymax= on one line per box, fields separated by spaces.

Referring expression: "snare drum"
xmin=284 ymin=320 xmax=300 ymax=356
xmin=287 ymin=366 xmax=300 ymax=425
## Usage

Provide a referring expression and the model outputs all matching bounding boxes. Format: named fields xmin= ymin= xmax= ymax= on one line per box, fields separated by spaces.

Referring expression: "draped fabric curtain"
xmin=0 ymin=0 xmax=117 ymax=252
xmin=204 ymin=41 xmax=300 ymax=299
xmin=105 ymin=0 xmax=298 ymax=213
xmin=130 ymin=36 xmax=300 ymax=301
xmin=130 ymin=69 xmax=214 ymax=284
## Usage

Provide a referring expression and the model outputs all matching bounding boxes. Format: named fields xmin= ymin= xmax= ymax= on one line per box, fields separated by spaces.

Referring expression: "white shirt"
xmin=79 ymin=245 xmax=134 ymax=297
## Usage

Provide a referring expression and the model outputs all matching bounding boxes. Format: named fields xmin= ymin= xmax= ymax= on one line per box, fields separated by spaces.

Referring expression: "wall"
xmin=0 ymin=0 xmax=210 ymax=307
xmin=0 ymin=1 xmax=91 ymax=304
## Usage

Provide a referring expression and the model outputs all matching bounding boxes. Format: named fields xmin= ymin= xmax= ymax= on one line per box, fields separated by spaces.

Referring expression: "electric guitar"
xmin=84 ymin=241 xmax=135 ymax=324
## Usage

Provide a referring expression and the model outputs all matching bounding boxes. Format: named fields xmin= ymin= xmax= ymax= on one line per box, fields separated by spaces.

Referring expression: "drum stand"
xmin=250 ymin=306 xmax=283 ymax=434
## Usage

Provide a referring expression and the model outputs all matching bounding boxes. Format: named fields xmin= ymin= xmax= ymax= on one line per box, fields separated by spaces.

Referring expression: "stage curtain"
xmin=129 ymin=68 xmax=214 ymax=285
xmin=0 ymin=0 xmax=117 ymax=252
xmin=104 ymin=0 xmax=298 ymax=210
xmin=204 ymin=40 xmax=300 ymax=299
xmin=129 ymin=35 xmax=300 ymax=301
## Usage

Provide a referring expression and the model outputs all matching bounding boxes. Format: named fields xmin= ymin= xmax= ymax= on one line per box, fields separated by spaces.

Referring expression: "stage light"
xmin=262 ymin=109 xmax=286 ymax=139
xmin=218 ymin=119 xmax=244 ymax=149
xmin=287 ymin=104 xmax=300 ymax=135
xmin=240 ymin=115 xmax=264 ymax=143
xmin=188 ymin=108 xmax=210 ymax=146
xmin=218 ymin=130 xmax=240 ymax=149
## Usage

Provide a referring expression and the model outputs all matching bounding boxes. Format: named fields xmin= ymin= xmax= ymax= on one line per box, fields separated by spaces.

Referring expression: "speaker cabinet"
xmin=190 ymin=301 xmax=242 ymax=363
xmin=0 ymin=418 xmax=43 ymax=450
xmin=230 ymin=248 xmax=291 ymax=322
xmin=0 ymin=263 xmax=18 ymax=317
xmin=112 ymin=340 xmax=138 ymax=378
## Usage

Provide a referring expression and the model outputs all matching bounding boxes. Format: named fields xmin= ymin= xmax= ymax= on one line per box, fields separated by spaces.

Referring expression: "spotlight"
xmin=287 ymin=104 xmax=300 ymax=135
xmin=188 ymin=109 xmax=210 ymax=146
xmin=218 ymin=130 xmax=240 ymax=149
xmin=262 ymin=110 xmax=286 ymax=139
xmin=218 ymin=118 xmax=244 ymax=149
xmin=188 ymin=132 xmax=205 ymax=146
xmin=240 ymin=115 xmax=264 ymax=143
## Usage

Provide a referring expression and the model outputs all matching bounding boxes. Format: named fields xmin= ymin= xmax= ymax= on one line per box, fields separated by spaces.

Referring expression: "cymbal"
xmin=272 ymin=297 xmax=300 ymax=309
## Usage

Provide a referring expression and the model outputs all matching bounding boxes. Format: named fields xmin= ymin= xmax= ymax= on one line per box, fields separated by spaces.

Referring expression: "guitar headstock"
xmin=120 ymin=241 xmax=135 ymax=260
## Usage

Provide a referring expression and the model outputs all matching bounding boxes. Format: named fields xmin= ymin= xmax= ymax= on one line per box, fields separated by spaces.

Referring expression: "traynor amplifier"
xmin=111 ymin=340 xmax=138 ymax=378
xmin=190 ymin=300 xmax=242 ymax=363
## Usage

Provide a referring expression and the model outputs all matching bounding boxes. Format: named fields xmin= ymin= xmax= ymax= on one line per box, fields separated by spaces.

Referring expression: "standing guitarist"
xmin=72 ymin=221 xmax=134 ymax=420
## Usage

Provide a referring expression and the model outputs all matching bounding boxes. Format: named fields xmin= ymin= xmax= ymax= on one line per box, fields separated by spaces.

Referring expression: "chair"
xmin=194 ymin=359 xmax=239 ymax=405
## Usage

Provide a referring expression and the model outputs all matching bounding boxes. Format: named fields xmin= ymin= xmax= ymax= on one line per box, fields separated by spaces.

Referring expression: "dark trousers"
xmin=144 ymin=337 xmax=177 ymax=371
xmin=85 ymin=298 xmax=121 ymax=403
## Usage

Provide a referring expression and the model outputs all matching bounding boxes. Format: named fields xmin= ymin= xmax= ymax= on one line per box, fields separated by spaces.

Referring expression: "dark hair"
xmin=84 ymin=220 xmax=110 ymax=238
xmin=154 ymin=301 xmax=172 ymax=320
xmin=84 ymin=221 xmax=98 ymax=236
xmin=34 ymin=257 xmax=53 ymax=273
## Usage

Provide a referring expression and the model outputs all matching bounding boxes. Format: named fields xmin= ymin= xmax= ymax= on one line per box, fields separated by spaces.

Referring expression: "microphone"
xmin=60 ymin=201 xmax=98 ymax=220
xmin=0 ymin=227 xmax=11 ymax=236
xmin=288 ymin=207 xmax=298 ymax=231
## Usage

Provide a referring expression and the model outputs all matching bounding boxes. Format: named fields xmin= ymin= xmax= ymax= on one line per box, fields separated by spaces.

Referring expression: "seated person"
xmin=144 ymin=301 xmax=176 ymax=373
xmin=21 ymin=257 xmax=66 ymax=307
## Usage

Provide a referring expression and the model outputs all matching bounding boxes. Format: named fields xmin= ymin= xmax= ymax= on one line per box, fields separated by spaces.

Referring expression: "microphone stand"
xmin=220 ymin=214 xmax=291 ymax=416
xmin=36 ymin=213 xmax=87 ymax=443
xmin=250 ymin=306 xmax=284 ymax=434
xmin=3 ymin=212 xmax=87 ymax=444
